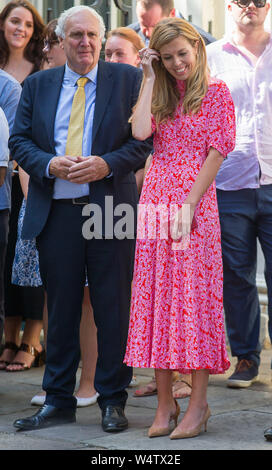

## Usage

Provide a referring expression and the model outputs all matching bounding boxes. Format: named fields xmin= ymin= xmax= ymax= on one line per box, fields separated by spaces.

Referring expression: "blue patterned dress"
xmin=11 ymin=199 xmax=42 ymax=287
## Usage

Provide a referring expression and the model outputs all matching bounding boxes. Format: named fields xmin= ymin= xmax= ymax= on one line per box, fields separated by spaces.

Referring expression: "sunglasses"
xmin=232 ymin=0 xmax=266 ymax=7
xmin=43 ymin=39 xmax=59 ymax=50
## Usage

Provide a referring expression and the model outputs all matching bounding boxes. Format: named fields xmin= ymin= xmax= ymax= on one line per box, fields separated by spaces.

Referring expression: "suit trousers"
xmin=37 ymin=200 xmax=134 ymax=410
xmin=217 ymin=186 xmax=272 ymax=367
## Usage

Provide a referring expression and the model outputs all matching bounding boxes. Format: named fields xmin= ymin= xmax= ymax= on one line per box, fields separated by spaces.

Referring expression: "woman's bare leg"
xmin=171 ymin=369 xmax=209 ymax=433
xmin=0 ymin=316 xmax=22 ymax=367
xmin=149 ymin=369 xmax=177 ymax=431
xmin=6 ymin=318 xmax=43 ymax=371
xmin=76 ymin=287 xmax=97 ymax=398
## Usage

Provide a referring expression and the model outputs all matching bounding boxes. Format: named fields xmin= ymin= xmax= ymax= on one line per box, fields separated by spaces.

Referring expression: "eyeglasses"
xmin=43 ymin=39 xmax=59 ymax=50
xmin=232 ymin=0 xmax=266 ymax=8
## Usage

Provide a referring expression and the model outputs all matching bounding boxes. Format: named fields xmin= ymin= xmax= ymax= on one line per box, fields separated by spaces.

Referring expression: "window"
xmin=43 ymin=0 xmax=74 ymax=22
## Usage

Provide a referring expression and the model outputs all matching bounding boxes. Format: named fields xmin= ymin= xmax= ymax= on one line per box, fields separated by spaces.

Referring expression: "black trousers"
xmin=37 ymin=200 xmax=134 ymax=410
xmin=217 ymin=186 xmax=272 ymax=366
xmin=0 ymin=208 xmax=9 ymax=344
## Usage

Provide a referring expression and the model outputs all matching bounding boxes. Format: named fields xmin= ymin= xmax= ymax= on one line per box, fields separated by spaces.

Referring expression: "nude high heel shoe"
xmin=169 ymin=406 xmax=211 ymax=440
xmin=148 ymin=399 xmax=181 ymax=438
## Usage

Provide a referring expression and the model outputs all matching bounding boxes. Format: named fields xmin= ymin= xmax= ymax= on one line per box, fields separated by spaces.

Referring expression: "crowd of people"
xmin=0 ymin=0 xmax=271 ymax=442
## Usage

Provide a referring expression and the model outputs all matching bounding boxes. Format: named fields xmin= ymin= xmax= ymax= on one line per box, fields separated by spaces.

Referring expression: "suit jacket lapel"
xmin=92 ymin=60 xmax=113 ymax=148
xmin=44 ymin=66 xmax=65 ymax=151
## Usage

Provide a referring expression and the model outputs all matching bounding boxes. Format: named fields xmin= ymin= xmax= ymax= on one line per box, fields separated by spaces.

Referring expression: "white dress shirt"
xmin=52 ymin=63 xmax=98 ymax=199
xmin=207 ymin=34 xmax=272 ymax=190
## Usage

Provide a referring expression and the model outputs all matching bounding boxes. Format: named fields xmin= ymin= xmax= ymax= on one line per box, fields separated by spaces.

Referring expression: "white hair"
xmin=55 ymin=5 xmax=105 ymax=40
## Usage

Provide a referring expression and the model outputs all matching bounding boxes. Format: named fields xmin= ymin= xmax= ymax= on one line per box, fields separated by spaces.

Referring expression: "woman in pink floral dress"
xmin=124 ymin=18 xmax=236 ymax=439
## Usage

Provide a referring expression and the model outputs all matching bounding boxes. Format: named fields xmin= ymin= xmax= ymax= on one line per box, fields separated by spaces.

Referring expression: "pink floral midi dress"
xmin=124 ymin=79 xmax=236 ymax=375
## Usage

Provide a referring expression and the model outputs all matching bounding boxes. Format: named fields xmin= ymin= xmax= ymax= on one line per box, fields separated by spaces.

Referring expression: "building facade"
xmin=0 ymin=0 xmax=271 ymax=36
xmin=0 ymin=0 xmax=134 ymax=29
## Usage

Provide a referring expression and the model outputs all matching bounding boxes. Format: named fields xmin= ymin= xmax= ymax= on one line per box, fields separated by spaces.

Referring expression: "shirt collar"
xmin=219 ymin=33 xmax=242 ymax=51
xmin=64 ymin=62 xmax=98 ymax=86
xmin=221 ymin=32 xmax=272 ymax=51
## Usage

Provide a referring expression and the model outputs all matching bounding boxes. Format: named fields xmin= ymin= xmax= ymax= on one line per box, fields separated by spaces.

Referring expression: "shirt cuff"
xmin=46 ymin=159 xmax=56 ymax=179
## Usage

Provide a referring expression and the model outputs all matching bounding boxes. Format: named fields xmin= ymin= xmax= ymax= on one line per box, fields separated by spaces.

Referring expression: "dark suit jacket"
xmin=128 ymin=13 xmax=216 ymax=45
xmin=9 ymin=60 xmax=153 ymax=240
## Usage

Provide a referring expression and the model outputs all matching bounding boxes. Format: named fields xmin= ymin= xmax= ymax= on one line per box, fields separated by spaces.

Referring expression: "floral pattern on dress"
xmin=124 ymin=79 xmax=236 ymax=374
xmin=12 ymin=198 xmax=42 ymax=287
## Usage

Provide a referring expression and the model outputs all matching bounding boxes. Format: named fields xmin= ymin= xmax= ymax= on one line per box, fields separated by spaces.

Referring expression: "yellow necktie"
xmin=65 ymin=77 xmax=89 ymax=156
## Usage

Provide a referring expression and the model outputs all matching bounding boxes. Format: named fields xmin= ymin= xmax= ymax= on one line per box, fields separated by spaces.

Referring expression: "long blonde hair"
xmin=145 ymin=18 xmax=209 ymax=123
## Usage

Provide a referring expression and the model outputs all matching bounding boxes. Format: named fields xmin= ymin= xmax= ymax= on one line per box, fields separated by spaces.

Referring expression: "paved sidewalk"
xmin=0 ymin=347 xmax=271 ymax=451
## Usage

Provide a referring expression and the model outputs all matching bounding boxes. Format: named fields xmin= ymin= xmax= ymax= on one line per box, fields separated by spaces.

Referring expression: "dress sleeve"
xmin=207 ymin=81 xmax=236 ymax=158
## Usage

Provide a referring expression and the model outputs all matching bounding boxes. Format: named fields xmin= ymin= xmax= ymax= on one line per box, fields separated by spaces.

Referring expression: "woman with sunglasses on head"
xmin=124 ymin=18 xmax=236 ymax=439
xmin=42 ymin=19 xmax=66 ymax=69
xmin=0 ymin=0 xmax=45 ymax=372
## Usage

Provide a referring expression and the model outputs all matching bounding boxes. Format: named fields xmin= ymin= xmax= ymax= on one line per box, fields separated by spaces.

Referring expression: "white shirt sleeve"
xmin=0 ymin=107 xmax=9 ymax=168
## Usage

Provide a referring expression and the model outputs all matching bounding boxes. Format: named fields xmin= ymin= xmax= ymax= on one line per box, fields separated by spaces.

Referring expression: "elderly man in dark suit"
xmin=9 ymin=5 xmax=152 ymax=433
xmin=129 ymin=0 xmax=215 ymax=46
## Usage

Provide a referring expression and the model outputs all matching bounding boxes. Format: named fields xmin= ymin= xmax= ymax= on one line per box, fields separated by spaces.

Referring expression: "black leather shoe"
xmin=101 ymin=405 xmax=128 ymax=433
xmin=13 ymin=404 xmax=76 ymax=431
xmin=264 ymin=427 xmax=272 ymax=441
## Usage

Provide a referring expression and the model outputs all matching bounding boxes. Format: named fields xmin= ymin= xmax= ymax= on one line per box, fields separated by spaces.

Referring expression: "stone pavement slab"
xmin=0 ymin=348 xmax=272 ymax=451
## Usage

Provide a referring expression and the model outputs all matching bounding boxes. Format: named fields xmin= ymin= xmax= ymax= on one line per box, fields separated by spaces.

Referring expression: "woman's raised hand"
xmin=139 ymin=47 xmax=160 ymax=79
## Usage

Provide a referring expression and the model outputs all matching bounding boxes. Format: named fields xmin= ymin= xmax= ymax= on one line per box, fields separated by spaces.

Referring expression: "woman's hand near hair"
xmin=131 ymin=48 xmax=160 ymax=141
xmin=139 ymin=47 xmax=160 ymax=80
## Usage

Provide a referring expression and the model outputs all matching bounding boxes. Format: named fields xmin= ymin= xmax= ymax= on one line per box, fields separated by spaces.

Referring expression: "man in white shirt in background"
xmin=207 ymin=0 xmax=272 ymax=440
